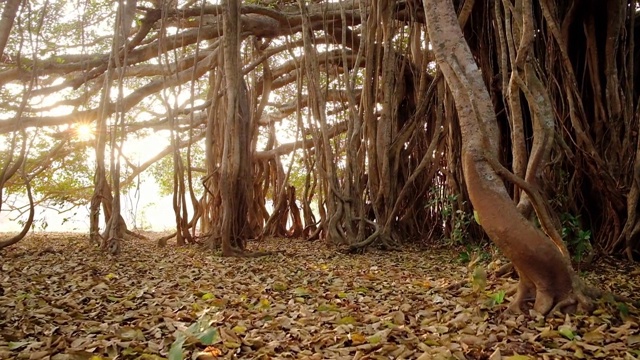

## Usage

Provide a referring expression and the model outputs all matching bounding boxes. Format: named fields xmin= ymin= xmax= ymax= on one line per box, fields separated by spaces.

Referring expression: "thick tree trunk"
xmin=0 ymin=0 xmax=20 ymax=61
xmin=424 ymin=0 xmax=585 ymax=314
xmin=211 ymin=0 xmax=258 ymax=256
xmin=220 ymin=0 xmax=242 ymax=256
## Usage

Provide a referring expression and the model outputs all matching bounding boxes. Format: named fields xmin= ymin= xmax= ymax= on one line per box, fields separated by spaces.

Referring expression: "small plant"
xmin=458 ymin=245 xmax=491 ymax=264
xmin=617 ymin=302 xmax=630 ymax=319
xmin=169 ymin=312 xmax=220 ymax=360
xmin=560 ymin=213 xmax=592 ymax=262
xmin=458 ymin=250 xmax=471 ymax=263
xmin=450 ymin=208 xmax=472 ymax=244
xmin=427 ymin=189 xmax=472 ymax=245
xmin=470 ymin=266 xmax=487 ymax=292
xmin=487 ymin=290 xmax=506 ymax=307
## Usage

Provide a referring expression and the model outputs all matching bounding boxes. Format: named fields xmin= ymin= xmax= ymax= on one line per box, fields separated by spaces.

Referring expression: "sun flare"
xmin=75 ymin=124 xmax=94 ymax=142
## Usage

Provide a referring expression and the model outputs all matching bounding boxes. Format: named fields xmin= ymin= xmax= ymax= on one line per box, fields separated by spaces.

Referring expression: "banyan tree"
xmin=1 ymin=0 xmax=639 ymax=313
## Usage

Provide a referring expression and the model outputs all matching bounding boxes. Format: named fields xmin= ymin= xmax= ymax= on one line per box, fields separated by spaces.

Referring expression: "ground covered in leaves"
xmin=0 ymin=233 xmax=639 ymax=360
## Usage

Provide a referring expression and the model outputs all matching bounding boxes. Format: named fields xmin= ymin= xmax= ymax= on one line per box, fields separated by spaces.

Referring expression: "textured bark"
xmin=218 ymin=0 xmax=255 ymax=256
xmin=424 ymin=0 xmax=582 ymax=314
xmin=297 ymin=0 xmax=345 ymax=245
xmin=0 ymin=0 xmax=20 ymax=61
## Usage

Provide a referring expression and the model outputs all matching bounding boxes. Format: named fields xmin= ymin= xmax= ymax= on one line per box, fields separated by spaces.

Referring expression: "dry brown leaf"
xmin=0 ymin=234 xmax=637 ymax=359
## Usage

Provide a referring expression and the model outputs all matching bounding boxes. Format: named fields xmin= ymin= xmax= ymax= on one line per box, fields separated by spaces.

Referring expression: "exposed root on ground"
xmin=503 ymin=272 xmax=640 ymax=316
xmin=493 ymin=259 xmax=640 ymax=316
xmin=156 ymin=232 xmax=176 ymax=247
xmin=582 ymin=282 xmax=640 ymax=308
xmin=494 ymin=262 xmax=514 ymax=277
xmin=125 ymin=229 xmax=148 ymax=240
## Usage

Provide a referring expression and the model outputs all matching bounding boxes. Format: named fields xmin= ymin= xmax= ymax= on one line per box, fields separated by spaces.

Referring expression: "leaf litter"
xmin=0 ymin=233 xmax=638 ymax=359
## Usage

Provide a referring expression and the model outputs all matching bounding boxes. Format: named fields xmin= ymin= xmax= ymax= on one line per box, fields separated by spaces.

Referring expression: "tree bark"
xmin=0 ymin=0 xmax=20 ymax=61
xmin=423 ymin=0 xmax=585 ymax=314
xmin=216 ymin=0 xmax=257 ymax=256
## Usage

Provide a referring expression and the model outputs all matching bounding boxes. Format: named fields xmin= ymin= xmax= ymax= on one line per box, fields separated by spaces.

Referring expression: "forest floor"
xmin=0 ymin=233 xmax=639 ymax=360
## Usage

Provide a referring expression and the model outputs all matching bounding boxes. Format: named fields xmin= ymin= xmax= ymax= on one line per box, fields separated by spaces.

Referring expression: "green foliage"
xmin=286 ymin=157 xmax=308 ymax=193
xmin=243 ymin=0 xmax=280 ymax=8
xmin=10 ymin=0 xmax=113 ymax=59
xmin=169 ymin=312 xmax=220 ymax=360
xmin=602 ymin=292 xmax=632 ymax=320
xmin=450 ymin=212 xmax=471 ymax=244
xmin=21 ymin=216 xmax=47 ymax=232
xmin=617 ymin=302 xmax=630 ymax=318
xmin=487 ymin=290 xmax=506 ymax=306
xmin=148 ymin=154 xmax=175 ymax=196
xmin=560 ymin=213 xmax=592 ymax=262
xmin=458 ymin=245 xmax=491 ymax=264
xmin=427 ymin=190 xmax=472 ymax=245
xmin=558 ymin=325 xmax=575 ymax=340
xmin=148 ymin=143 xmax=206 ymax=196
xmin=1 ymin=135 xmax=93 ymax=204
xmin=471 ymin=266 xmax=487 ymax=292
xmin=31 ymin=154 xmax=94 ymax=201
xmin=458 ymin=251 xmax=471 ymax=263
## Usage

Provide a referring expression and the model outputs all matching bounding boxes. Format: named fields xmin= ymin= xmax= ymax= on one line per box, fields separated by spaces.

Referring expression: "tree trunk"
xmin=0 ymin=0 xmax=20 ymax=61
xmin=424 ymin=0 xmax=587 ymax=314
xmin=215 ymin=0 xmax=256 ymax=256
